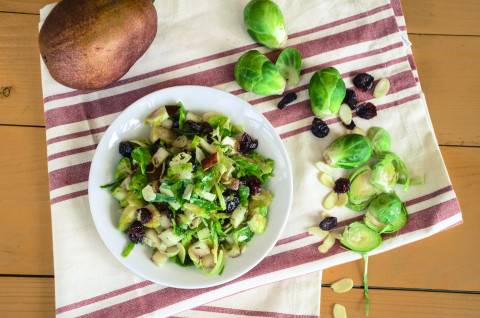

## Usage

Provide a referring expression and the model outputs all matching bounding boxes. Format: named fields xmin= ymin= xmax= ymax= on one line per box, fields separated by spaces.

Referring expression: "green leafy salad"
xmin=102 ymin=102 xmax=275 ymax=276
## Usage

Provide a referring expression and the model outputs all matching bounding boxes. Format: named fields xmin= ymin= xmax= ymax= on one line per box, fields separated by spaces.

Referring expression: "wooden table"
xmin=1 ymin=1 xmax=479 ymax=317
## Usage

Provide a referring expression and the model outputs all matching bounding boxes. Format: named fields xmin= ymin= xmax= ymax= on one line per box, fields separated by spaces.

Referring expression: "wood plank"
xmin=0 ymin=12 xmax=44 ymax=127
xmin=323 ymin=146 xmax=480 ymax=291
xmin=402 ymin=0 xmax=480 ymax=36
xmin=1 ymin=276 xmax=479 ymax=318
xmin=321 ymin=287 xmax=480 ymax=318
xmin=0 ymin=126 xmax=53 ymax=275
xmin=0 ymin=277 xmax=55 ymax=317
xmin=2 ymin=0 xmax=479 ymax=36
xmin=410 ymin=34 xmax=480 ymax=147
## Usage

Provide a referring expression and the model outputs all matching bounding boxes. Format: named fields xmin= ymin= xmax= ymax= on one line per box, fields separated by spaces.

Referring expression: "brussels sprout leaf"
xmin=275 ymin=48 xmax=302 ymax=85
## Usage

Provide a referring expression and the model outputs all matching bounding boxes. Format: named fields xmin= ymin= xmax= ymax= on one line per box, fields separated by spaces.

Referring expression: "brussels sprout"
xmin=346 ymin=166 xmax=380 ymax=211
xmin=371 ymin=152 xmax=410 ymax=192
xmin=243 ymin=0 xmax=288 ymax=49
xmin=367 ymin=192 xmax=402 ymax=224
xmin=367 ymin=127 xmax=391 ymax=156
xmin=323 ymin=134 xmax=372 ymax=169
xmin=309 ymin=67 xmax=346 ymax=118
xmin=234 ymin=50 xmax=286 ymax=95
xmin=340 ymin=221 xmax=382 ymax=253
xmin=364 ymin=200 xmax=408 ymax=234
xmin=275 ymin=48 xmax=302 ymax=85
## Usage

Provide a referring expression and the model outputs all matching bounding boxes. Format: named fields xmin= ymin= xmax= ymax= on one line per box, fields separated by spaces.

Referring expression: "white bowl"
xmin=88 ymin=86 xmax=293 ymax=289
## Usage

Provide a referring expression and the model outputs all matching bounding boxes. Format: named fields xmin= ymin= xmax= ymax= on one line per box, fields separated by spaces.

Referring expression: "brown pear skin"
xmin=38 ymin=0 xmax=157 ymax=90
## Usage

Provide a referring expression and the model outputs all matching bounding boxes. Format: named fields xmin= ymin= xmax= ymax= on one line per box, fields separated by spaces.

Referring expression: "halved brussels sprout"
xmin=234 ymin=50 xmax=286 ymax=95
xmin=346 ymin=166 xmax=379 ymax=211
xmin=275 ymin=48 xmax=302 ymax=85
xmin=243 ymin=0 xmax=288 ymax=49
xmin=323 ymin=134 xmax=372 ymax=169
xmin=367 ymin=127 xmax=391 ymax=156
xmin=340 ymin=221 xmax=382 ymax=253
xmin=371 ymin=152 xmax=410 ymax=192
xmin=364 ymin=202 xmax=408 ymax=234
xmin=309 ymin=67 xmax=346 ymax=118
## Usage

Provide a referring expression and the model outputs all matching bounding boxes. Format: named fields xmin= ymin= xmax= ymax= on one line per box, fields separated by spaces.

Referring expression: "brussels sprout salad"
xmin=102 ymin=102 xmax=275 ymax=276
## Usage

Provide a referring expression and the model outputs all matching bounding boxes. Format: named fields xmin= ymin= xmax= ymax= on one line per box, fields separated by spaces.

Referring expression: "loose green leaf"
xmin=122 ymin=241 xmax=135 ymax=258
xmin=131 ymin=148 xmax=151 ymax=175
xmin=275 ymin=48 xmax=302 ymax=85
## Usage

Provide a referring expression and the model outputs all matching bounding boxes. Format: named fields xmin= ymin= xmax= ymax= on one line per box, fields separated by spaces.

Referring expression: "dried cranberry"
xmin=153 ymin=202 xmax=169 ymax=211
xmin=356 ymin=102 xmax=377 ymax=119
xmin=125 ymin=221 xmax=145 ymax=243
xmin=165 ymin=207 xmax=174 ymax=221
xmin=334 ymin=178 xmax=351 ymax=193
xmin=147 ymin=167 xmax=163 ymax=181
xmin=172 ymin=119 xmax=180 ymax=129
xmin=319 ymin=217 xmax=337 ymax=231
xmin=224 ymin=193 xmax=240 ymax=213
xmin=311 ymin=118 xmax=329 ymax=138
xmin=137 ymin=208 xmax=153 ymax=224
xmin=119 ymin=141 xmax=134 ymax=157
xmin=277 ymin=92 xmax=297 ymax=109
xmin=151 ymin=139 xmax=161 ymax=154
xmin=238 ymin=132 xmax=258 ymax=154
xmin=246 ymin=175 xmax=262 ymax=196
xmin=342 ymin=120 xmax=356 ymax=130
xmin=185 ymin=120 xmax=213 ymax=134
xmin=343 ymin=89 xmax=357 ymax=110
xmin=353 ymin=73 xmax=374 ymax=91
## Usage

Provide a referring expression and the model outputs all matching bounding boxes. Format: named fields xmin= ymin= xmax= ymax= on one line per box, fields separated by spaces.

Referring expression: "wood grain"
xmin=1 ymin=277 xmax=479 ymax=318
xmin=0 ymin=126 xmax=53 ymax=275
xmin=410 ymin=34 xmax=480 ymax=147
xmin=0 ymin=0 xmax=51 ymax=14
xmin=0 ymin=277 xmax=55 ymax=318
xmin=323 ymin=146 xmax=480 ymax=291
xmin=321 ymin=287 xmax=480 ymax=318
xmin=402 ymin=0 xmax=480 ymax=36
xmin=0 ymin=12 xmax=44 ymax=127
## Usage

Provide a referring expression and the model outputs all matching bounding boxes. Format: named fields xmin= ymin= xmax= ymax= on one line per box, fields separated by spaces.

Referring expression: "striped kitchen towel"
xmin=40 ymin=0 xmax=462 ymax=317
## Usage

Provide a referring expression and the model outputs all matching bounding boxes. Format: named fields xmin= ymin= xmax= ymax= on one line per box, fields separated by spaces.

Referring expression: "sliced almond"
xmin=374 ymin=77 xmax=390 ymax=98
xmin=308 ymin=226 xmax=329 ymax=240
xmin=318 ymin=233 xmax=336 ymax=253
xmin=323 ymin=191 xmax=338 ymax=210
xmin=319 ymin=173 xmax=335 ymax=188
xmin=336 ymin=193 xmax=348 ymax=207
xmin=330 ymin=231 xmax=343 ymax=240
xmin=333 ymin=304 xmax=347 ymax=318
xmin=331 ymin=278 xmax=354 ymax=293
xmin=352 ymin=127 xmax=366 ymax=136
xmin=315 ymin=160 xmax=333 ymax=175
xmin=339 ymin=103 xmax=352 ymax=125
